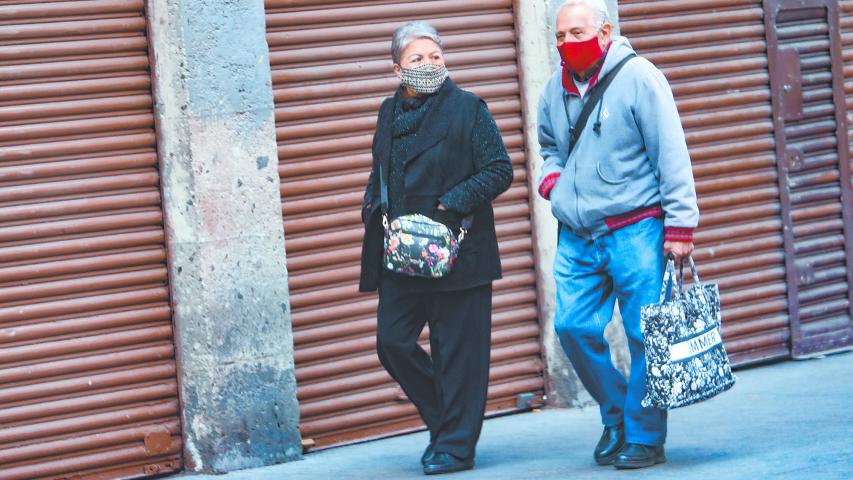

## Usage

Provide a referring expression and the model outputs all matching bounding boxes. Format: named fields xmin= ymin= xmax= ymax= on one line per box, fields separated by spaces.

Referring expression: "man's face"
xmin=555 ymin=4 xmax=612 ymax=49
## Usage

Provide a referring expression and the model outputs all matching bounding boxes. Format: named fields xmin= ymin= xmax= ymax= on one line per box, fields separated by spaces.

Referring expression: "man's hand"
xmin=664 ymin=241 xmax=694 ymax=262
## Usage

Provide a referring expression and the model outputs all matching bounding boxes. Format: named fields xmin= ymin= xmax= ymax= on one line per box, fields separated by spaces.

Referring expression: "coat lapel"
xmin=373 ymin=96 xmax=395 ymax=190
xmin=402 ymin=79 xmax=458 ymax=165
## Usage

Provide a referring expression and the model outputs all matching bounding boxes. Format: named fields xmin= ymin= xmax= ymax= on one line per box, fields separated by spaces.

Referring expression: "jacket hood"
xmin=598 ymin=36 xmax=637 ymax=78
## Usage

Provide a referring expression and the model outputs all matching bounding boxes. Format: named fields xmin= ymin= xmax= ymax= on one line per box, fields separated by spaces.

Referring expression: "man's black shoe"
xmin=593 ymin=424 xmax=625 ymax=465
xmin=613 ymin=443 xmax=666 ymax=469
xmin=421 ymin=442 xmax=435 ymax=466
xmin=423 ymin=452 xmax=474 ymax=475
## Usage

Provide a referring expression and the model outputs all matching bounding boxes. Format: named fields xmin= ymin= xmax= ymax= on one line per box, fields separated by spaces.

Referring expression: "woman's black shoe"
xmin=421 ymin=442 xmax=435 ymax=466
xmin=593 ymin=424 xmax=625 ymax=465
xmin=422 ymin=452 xmax=474 ymax=475
xmin=613 ymin=443 xmax=666 ymax=469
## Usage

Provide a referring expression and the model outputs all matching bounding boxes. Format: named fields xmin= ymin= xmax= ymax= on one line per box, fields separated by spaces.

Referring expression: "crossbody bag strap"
xmin=379 ymin=164 xmax=389 ymax=214
xmin=566 ymin=53 xmax=636 ymax=158
xmin=379 ymin=164 xmax=390 ymax=229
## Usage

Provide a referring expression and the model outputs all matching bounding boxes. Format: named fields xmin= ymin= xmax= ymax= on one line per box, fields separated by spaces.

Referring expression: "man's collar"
xmin=561 ymin=42 xmax=612 ymax=97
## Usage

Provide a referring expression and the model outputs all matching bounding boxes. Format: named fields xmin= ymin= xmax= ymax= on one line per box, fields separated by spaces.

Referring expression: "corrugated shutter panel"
xmin=266 ymin=0 xmax=545 ymax=448
xmin=765 ymin=1 xmax=853 ymax=356
xmin=842 ymin=1 xmax=853 ymax=187
xmin=0 ymin=2 xmax=182 ymax=479
xmin=619 ymin=0 xmax=792 ymax=365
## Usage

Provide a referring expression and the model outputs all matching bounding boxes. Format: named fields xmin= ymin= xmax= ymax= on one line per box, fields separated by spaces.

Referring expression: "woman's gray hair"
xmin=558 ymin=0 xmax=611 ymax=28
xmin=390 ymin=21 xmax=443 ymax=65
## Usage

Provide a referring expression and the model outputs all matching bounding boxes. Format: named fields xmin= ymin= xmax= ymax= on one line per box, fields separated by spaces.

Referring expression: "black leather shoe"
xmin=423 ymin=452 xmax=474 ymax=475
xmin=593 ymin=424 xmax=625 ymax=465
xmin=613 ymin=443 xmax=666 ymax=469
xmin=421 ymin=442 xmax=435 ymax=466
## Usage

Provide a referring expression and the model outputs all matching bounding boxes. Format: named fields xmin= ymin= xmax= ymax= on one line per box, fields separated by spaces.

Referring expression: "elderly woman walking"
xmin=359 ymin=21 xmax=513 ymax=475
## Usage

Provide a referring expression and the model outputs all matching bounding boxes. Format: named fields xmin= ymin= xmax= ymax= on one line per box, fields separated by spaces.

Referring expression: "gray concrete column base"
xmin=147 ymin=0 xmax=301 ymax=472
xmin=515 ymin=0 xmax=629 ymax=409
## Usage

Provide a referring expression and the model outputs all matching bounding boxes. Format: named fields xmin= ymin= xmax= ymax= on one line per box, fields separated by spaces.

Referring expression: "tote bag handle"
xmin=659 ymin=255 xmax=704 ymax=304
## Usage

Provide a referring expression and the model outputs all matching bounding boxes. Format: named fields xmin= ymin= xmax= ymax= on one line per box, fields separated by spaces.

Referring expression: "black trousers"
xmin=376 ymin=275 xmax=492 ymax=460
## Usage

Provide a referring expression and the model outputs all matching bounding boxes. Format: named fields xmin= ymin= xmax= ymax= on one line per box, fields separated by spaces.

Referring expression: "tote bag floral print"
xmin=383 ymin=214 xmax=461 ymax=279
xmin=640 ymin=256 xmax=736 ymax=409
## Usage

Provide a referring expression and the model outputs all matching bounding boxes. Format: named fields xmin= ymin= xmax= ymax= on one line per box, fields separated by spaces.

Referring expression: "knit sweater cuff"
xmin=665 ymin=227 xmax=694 ymax=242
xmin=538 ymin=173 xmax=560 ymax=200
xmin=437 ymin=191 xmax=462 ymax=214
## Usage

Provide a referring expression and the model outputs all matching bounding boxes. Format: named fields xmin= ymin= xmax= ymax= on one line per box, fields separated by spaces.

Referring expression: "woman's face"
xmin=394 ymin=38 xmax=444 ymax=78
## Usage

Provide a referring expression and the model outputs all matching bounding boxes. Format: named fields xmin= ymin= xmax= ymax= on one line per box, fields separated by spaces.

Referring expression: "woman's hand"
xmin=437 ymin=203 xmax=447 ymax=211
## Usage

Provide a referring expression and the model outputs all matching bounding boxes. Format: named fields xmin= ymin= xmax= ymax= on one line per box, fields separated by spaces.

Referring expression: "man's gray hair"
xmin=390 ymin=21 xmax=443 ymax=65
xmin=558 ymin=0 xmax=611 ymax=28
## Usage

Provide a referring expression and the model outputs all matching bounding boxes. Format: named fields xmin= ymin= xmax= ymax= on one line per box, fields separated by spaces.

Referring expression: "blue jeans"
xmin=554 ymin=217 xmax=667 ymax=446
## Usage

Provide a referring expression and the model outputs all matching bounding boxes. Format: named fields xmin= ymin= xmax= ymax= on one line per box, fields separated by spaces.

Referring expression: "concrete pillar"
xmin=515 ymin=0 xmax=628 ymax=408
xmin=146 ymin=0 xmax=301 ymax=473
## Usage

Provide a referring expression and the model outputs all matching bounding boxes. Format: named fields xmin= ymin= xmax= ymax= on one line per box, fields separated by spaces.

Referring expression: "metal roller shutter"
xmin=619 ymin=0 xmax=793 ymax=365
xmin=764 ymin=0 xmax=853 ymax=356
xmin=0 ymin=1 xmax=182 ymax=478
xmin=266 ymin=0 xmax=545 ymax=448
xmin=842 ymin=1 xmax=853 ymax=187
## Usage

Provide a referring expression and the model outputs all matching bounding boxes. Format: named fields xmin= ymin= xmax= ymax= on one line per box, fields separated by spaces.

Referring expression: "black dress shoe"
xmin=421 ymin=442 xmax=435 ymax=466
xmin=423 ymin=452 xmax=474 ymax=475
xmin=593 ymin=424 xmax=625 ymax=465
xmin=613 ymin=443 xmax=666 ymax=469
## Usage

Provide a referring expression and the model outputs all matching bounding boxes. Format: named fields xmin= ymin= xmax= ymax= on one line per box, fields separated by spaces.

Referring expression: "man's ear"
xmin=598 ymin=23 xmax=613 ymax=50
xmin=600 ymin=22 xmax=613 ymax=40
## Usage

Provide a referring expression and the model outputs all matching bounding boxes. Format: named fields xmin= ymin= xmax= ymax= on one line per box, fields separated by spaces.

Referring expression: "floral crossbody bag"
xmin=379 ymin=165 xmax=473 ymax=279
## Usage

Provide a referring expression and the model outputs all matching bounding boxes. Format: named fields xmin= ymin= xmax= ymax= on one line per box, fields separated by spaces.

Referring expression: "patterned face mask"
xmin=399 ymin=63 xmax=449 ymax=94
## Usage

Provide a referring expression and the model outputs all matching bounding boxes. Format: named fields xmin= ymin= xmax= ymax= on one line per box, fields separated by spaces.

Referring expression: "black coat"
xmin=359 ymin=79 xmax=512 ymax=292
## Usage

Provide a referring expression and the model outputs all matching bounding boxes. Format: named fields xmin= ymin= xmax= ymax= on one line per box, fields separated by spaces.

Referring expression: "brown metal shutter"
xmin=0 ymin=2 xmax=182 ymax=478
xmin=619 ymin=0 xmax=793 ymax=365
xmin=764 ymin=0 xmax=853 ymax=356
xmin=842 ymin=1 xmax=853 ymax=187
xmin=266 ymin=0 xmax=544 ymax=448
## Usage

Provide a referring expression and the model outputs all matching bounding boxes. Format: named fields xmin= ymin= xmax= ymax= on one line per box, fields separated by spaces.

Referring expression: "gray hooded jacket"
xmin=537 ymin=36 xmax=699 ymax=239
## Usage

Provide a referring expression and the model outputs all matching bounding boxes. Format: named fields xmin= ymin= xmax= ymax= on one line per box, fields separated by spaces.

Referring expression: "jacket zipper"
xmin=564 ymin=92 xmax=586 ymax=234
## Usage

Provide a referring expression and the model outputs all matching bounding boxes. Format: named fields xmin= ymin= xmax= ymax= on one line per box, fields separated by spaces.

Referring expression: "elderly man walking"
xmin=537 ymin=0 xmax=699 ymax=470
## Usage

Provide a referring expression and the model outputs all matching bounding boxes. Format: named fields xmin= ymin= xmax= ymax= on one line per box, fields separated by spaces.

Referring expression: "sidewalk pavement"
xmin=181 ymin=351 xmax=852 ymax=480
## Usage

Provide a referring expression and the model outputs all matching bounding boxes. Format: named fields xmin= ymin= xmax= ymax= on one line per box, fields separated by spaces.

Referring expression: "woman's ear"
xmin=393 ymin=64 xmax=403 ymax=80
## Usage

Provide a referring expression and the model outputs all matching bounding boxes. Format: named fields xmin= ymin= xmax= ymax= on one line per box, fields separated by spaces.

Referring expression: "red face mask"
xmin=558 ymin=35 xmax=604 ymax=75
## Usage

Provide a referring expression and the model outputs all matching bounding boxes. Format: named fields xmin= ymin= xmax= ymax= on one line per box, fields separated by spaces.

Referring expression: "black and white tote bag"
xmin=641 ymin=256 xmax=736 ymax=409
